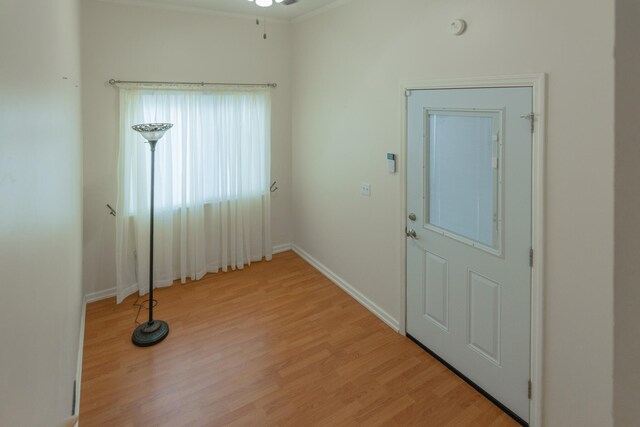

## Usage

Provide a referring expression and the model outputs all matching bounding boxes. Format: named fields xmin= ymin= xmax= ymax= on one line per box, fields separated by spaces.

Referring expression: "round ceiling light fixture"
xmin=249 ymin=0 xmax=285 ymax=7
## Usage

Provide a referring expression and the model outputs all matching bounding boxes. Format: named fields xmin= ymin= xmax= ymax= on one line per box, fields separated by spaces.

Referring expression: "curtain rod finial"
xmin=109 ymin=79 xmax=116 ymax=85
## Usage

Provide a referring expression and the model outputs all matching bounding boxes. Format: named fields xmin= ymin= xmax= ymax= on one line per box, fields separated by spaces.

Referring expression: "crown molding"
xmin=92 ymin=0 xmax=290 ymax=24
xmin=291 ymin=0 xmax=355 ymax=24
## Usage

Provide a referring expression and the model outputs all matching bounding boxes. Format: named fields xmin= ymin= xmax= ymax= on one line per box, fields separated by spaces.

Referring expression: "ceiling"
xmin=113 ymin=0 xmax=343 ymax=21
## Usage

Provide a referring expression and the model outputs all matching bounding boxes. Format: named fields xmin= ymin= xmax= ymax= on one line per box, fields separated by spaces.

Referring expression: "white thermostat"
xmin=387 ymin=153 xmax=396 ymax=173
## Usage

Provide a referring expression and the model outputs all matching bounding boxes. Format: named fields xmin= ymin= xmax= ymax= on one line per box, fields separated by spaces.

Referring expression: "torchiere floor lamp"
xmin=131 ymin=123 xmax=173 ymax=347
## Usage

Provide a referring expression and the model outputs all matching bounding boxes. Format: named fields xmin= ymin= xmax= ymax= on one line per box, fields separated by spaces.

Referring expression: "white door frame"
xmin=399 ymin=74 xmax=546 ymax=427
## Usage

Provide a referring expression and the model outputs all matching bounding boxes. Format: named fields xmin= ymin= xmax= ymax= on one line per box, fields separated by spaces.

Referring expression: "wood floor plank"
xmin=80 ymin=251 xmax=518 ymax=426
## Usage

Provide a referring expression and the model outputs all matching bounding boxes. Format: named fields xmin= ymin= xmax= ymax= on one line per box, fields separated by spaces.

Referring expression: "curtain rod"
xmin=108 ymin=79 xmax=277 ymax=88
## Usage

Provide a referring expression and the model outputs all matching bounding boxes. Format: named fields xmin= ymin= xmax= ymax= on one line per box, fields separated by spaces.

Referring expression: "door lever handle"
xmin=406 ymin=229 xmax=418 ymax=239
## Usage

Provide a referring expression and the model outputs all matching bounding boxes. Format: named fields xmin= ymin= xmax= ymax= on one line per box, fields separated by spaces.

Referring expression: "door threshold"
xmin=406 ymin=333 xmax=528 ymax=427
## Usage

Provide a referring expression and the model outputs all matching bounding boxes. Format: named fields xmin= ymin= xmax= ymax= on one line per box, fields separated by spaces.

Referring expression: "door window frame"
xmin=423 ymin=107 xmax=504 ymax=256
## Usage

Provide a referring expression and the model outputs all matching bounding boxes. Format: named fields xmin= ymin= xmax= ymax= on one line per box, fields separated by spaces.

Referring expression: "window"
xmin=120 ymin=88 xmax=270 ymax=213
xmin=115 ymin=87 xmax=272 ymax=303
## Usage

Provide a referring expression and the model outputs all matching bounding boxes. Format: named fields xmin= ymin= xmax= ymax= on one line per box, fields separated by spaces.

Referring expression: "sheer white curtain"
xmin=115 ymin=87 xmax=272 ymax=303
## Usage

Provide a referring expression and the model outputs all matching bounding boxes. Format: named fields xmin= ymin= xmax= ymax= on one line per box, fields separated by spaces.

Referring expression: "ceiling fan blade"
xmin=282 ymin=0 xmax=298 ymax=5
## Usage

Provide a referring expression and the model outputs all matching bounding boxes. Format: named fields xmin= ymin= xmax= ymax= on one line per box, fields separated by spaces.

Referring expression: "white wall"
xmin=81 ymin=0 xmax=292 ymax=297
xmin=0 ymin=0 xmax=83 ymax=425
xmin=614 ymin=0 xmax=640 ymax=425
xmin=291 ymin=0 xmax=614 ymax=425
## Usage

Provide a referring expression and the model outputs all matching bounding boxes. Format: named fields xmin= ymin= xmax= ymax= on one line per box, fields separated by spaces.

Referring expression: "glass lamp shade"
xmin=132 ymin=123 xmax=173 ymax=142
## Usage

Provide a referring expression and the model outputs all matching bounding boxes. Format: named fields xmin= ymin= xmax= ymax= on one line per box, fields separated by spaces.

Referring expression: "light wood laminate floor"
xmin=80 ymin=251 xmax=518 ymax=426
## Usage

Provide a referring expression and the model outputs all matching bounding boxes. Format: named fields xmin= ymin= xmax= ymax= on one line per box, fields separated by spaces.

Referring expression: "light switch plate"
xmin=360 ymin=182 xmax=371 ymax=197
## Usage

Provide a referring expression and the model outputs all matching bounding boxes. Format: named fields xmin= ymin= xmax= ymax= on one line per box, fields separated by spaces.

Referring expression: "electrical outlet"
xmin=360 ymin=182 xmax=371 ymax=197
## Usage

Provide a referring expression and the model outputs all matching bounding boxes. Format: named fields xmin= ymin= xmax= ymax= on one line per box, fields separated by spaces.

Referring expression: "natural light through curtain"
xmin=115 ymin=87 xmax=272 ymax=303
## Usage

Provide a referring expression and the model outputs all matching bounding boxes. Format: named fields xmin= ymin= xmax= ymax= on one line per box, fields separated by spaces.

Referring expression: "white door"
xmin=406 ymin=87 xmax=532 ymax=422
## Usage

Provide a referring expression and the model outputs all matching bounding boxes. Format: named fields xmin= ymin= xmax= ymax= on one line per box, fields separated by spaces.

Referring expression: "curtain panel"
xmin=115 ymin=88 xmax=272 ymax=303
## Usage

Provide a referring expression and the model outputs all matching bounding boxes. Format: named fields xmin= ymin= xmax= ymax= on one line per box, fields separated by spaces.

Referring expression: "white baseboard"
xmin=291 ymin=244 xmax=400 ymax=332
xmin=85 ymin=287 xmax=117 ymax=303
xmin=272 ymin=243 xmax=292 ymax=254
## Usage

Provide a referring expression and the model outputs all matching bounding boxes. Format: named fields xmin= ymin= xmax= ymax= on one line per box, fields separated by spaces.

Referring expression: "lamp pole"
xmin=131 ymin=123 xmax=173 ymax=347
xmin=148 ymin=139 xmax=156 ymax=325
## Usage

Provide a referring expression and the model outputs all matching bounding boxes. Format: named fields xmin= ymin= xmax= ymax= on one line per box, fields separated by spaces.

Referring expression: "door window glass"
xmin=426 ymin=110 xmax=501 ymax=251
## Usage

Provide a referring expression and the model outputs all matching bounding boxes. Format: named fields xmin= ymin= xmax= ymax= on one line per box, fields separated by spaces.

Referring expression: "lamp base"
xmin=132 ymin=320 xmax=169 ymax=347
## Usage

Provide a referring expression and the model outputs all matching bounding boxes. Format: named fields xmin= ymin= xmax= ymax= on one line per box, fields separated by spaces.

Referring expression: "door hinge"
xmin=528 ymin=380 xmax=532 ymax=399
xmin=521 ymin=113 xmax=535 ymax=133
xmin=529 ymin=248 xmax=534 ymax=267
